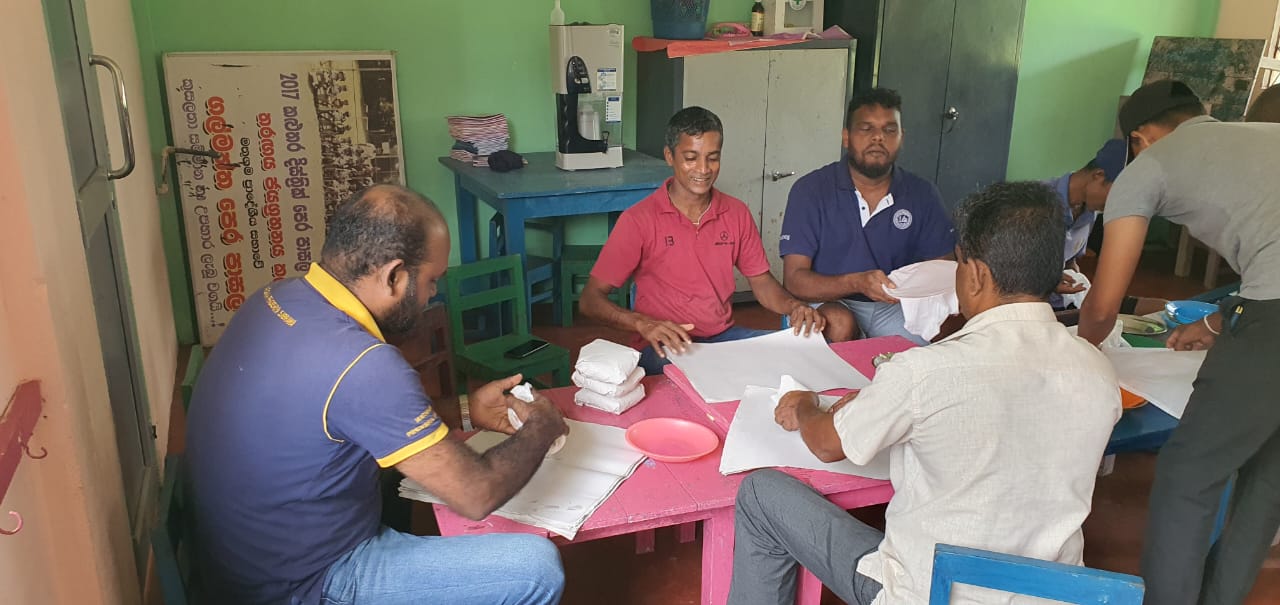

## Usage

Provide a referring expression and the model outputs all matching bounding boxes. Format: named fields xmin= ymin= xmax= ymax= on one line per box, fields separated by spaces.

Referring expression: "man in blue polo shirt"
xmin=780 ymin=88 xmax=956 ymax=344
xmin=1045 ymin=139 xmax=1165 ymax=318
xmin=186 ymin=185 xmax=569 ymax=605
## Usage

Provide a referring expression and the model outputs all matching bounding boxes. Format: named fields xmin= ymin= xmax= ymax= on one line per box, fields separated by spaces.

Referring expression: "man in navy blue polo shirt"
xmin=780 ymin=88 xmax=956 ymax=344
xmin=186 ymin=185 xmax=569 ymax=605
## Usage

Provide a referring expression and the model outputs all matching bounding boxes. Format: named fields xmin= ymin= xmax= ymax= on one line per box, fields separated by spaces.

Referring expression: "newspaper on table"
xmin=720 ymin=384 xmax=889 ymax=479
xmin=1103 ymin=348 xmax=1206 ymax=419
xmin=399 ymin=420 xmax=645 ymax=539
xmin=668 ymin=330 xmax=866 ymax=403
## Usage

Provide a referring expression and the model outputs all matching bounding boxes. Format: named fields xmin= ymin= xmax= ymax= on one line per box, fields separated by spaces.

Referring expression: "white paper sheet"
xmin=398 ymin=420 xmax=646 ymax=539
xmin=720 ymin=386 xmax=890 ymax=479
xmin=668 ymin=330 xmax=867 ymax=403
xmin=1103 ymin=348 xmax=1207 ymax=419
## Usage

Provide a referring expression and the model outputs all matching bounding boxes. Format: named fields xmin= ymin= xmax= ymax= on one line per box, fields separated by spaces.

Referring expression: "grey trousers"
xmin=728 ymin=470 xmax=884 ymax=605
xmin=1141 ymin=298 xmax=1280 ymax=605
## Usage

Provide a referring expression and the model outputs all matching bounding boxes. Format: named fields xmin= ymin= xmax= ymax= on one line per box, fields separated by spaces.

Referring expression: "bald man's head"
xmin=1246 ymin=85 xmax=1280 ymax=123
xmin=321 ymin=184 xmax=447 ymax=286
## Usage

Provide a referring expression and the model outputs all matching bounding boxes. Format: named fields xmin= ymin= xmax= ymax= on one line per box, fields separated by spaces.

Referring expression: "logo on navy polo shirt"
xmin=893 ymin=209 xmax=913 ymax=230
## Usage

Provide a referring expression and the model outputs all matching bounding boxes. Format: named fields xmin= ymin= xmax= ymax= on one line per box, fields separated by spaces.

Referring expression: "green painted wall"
xmin=132 ymin=0 xmax=748 ymax=344
xmin=132 ymin=0 xmax=1218 ymax=343
xmin=1006 ymin=0 xmax=1219 ymax=180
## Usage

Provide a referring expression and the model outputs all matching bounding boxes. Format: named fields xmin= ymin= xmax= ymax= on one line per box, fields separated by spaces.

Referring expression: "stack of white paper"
xmin=668 ymin=330 xmax=866 ymax=403
xmin=398 ymin=420 xmax=646 ymax=539
xmin=1103 ymin=348 xmax=1207 ymax=419
xmin=721 ymin=385 xmax=890 ymax=479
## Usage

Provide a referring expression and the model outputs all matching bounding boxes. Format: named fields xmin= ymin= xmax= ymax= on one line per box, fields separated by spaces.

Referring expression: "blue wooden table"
xmin=440 ymin=149 xmax=672 ymax=267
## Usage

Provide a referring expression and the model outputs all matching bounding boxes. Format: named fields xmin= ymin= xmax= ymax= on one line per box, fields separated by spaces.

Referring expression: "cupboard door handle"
xmin=89 ymin=54 xmax=136 ymax=180
xmin=770 ymin=170 xmax=796 ymax=182
xmin=942 ymin=106 xmax=960 ymax=134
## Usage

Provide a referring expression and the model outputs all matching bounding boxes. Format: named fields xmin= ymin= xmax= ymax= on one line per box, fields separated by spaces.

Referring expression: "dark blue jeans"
xmin=638 ymin=325 xmax=774 ymax=376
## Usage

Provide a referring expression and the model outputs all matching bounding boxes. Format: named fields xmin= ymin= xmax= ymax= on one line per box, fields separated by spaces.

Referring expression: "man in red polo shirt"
xmin=581 ymin=106 xmax=824 ymax=375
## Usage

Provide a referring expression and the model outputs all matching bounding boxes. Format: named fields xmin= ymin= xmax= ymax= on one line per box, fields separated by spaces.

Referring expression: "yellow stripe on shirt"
xmin=377 ymin=423 xmax=449 ymax=468
xmin=321 ymin=343 xmax=386 ymax=442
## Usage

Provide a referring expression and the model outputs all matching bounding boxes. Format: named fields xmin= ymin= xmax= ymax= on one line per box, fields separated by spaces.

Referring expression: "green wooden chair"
xmin=558 ymin=244 xmax=628 ymax=327
xmin=444 ymin=255 xmax=571 ymax=389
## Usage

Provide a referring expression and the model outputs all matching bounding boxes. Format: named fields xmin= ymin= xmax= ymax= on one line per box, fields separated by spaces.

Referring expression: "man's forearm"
xmin=787 ymin=268 xmax=857 ymax=302
xmin=749 ymin=274 xmax=803 ymax=316
xmin=580 ymin=289 xmax=649 ymax=334
xmin=1078 ymin=305 xmax=1119 ymax=346
xmin=467 ymin=413 xmax=565 ymax=518
xmin=798 ymin=406 xmax=846 ymax=463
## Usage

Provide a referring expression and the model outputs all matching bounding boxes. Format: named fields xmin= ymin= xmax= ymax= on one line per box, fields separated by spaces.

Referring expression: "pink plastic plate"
xmin=625 ymin=417 xmax=719 ymax=463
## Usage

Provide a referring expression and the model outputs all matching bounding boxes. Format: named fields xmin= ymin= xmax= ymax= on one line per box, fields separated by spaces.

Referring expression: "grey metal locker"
xmin=829 ymin=0 xmax=1026 ymax=210
xmin=637 ymin=40 xmax=855 ymax=290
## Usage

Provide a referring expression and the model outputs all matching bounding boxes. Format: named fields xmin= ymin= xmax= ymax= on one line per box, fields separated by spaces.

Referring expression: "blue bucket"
xmin=651 ymin=0 xmax=710 ymax=40
xmin=1163 ymin=300 xmax=1219 ymax=327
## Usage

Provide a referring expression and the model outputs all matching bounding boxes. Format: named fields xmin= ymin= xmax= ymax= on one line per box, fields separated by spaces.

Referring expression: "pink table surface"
xmin=432 ymin=336 xmax=916 ymax=604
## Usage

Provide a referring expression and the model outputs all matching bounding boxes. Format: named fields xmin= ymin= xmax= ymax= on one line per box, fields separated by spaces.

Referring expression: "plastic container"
xmin=650 ymin=0 xmax=711 ymax=40
xmin=625 ymin=417 xmax=719 ymax=462
xmin=1163 ymin=300 xmax=1219 ymax=328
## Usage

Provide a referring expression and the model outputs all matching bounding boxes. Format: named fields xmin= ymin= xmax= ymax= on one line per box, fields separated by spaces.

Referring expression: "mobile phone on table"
xmin=504 ymin=339 xmax=550 ymax=359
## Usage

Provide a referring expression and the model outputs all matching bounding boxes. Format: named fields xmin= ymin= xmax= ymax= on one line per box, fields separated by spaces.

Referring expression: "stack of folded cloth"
xmin=446 ymin=114 xmax=510 ymax=167
xmin=573 ymin=339 xmax=646 ymax=414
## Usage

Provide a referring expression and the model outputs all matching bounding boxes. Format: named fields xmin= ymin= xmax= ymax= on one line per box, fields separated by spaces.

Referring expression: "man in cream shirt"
xmin=728 ymin=182 xmax=1121 ymax=605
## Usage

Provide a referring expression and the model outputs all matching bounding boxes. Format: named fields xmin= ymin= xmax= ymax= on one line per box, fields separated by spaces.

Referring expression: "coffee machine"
xmin=551 ymin=24 xmax=624 ymax=170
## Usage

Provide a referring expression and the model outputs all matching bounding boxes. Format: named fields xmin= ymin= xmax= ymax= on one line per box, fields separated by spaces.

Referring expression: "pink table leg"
xmin=702 ymin=509 xmax=736 ymax=605
xmin=635 ymin=529 xmax=656 ymax=554
xmin=678 ymin=521 xmax=697 ymax=543
xmin=795 ymin=568 xmax=824 ymax=605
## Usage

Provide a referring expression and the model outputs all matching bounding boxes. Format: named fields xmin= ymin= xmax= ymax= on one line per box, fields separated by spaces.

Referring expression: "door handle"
xmin=89 ymin=54 xmax=136 ymax=180
xmin=942 ymin=106 xmax=959 ymax=134
xmin=770 ymin=170 xmax=796 ymax=182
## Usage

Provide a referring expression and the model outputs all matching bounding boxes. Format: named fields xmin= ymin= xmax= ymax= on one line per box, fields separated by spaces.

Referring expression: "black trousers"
xmin=1141 ymin=298 xmax=1280 ymax=605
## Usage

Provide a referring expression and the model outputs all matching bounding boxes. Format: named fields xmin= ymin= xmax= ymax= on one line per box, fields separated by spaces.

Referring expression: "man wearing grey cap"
xmin=1079 ymin=80 xmax=1280 ymax=604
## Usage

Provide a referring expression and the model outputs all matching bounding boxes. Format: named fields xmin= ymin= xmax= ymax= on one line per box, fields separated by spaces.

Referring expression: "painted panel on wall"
xmin=163 ymin=51 xmax=406 ymax=344
xmin=1144 ymin=36 xmax=1266 ymax=122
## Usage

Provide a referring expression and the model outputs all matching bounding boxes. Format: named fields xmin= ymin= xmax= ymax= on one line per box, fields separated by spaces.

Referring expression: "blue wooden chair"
xmin=151 ymin=454 xmax=193 ymax=605
xmin=929 ymin=544 xmax=1143 ymax=605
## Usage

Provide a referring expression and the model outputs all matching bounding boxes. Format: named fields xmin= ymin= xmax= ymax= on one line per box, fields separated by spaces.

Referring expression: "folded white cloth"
xmin=507 ymin=382 xmax=566 ymax=455
xmin=573 ymin=383 xmax=646 ymax=415
xmin=576 ymin=339 xmax=641 ymax=384
xmin=771 ymin=374 xmax=814 ymax=404
xmin=1061 ymin=269 xmax=1091 ymax=309
xmin=884 ymin=260 xmax=959 ymax=341
xmin=573 ymin=366 xmax=644 ymax=397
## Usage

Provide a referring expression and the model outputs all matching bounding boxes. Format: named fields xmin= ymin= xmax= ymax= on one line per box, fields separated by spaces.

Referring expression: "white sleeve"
xmin=832 ymin=357 xmax=918 ymax=465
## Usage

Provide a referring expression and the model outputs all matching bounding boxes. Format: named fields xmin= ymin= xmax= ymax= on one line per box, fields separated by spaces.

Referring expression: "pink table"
xmin=432 ymin=336 xmax=916 ymax=604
